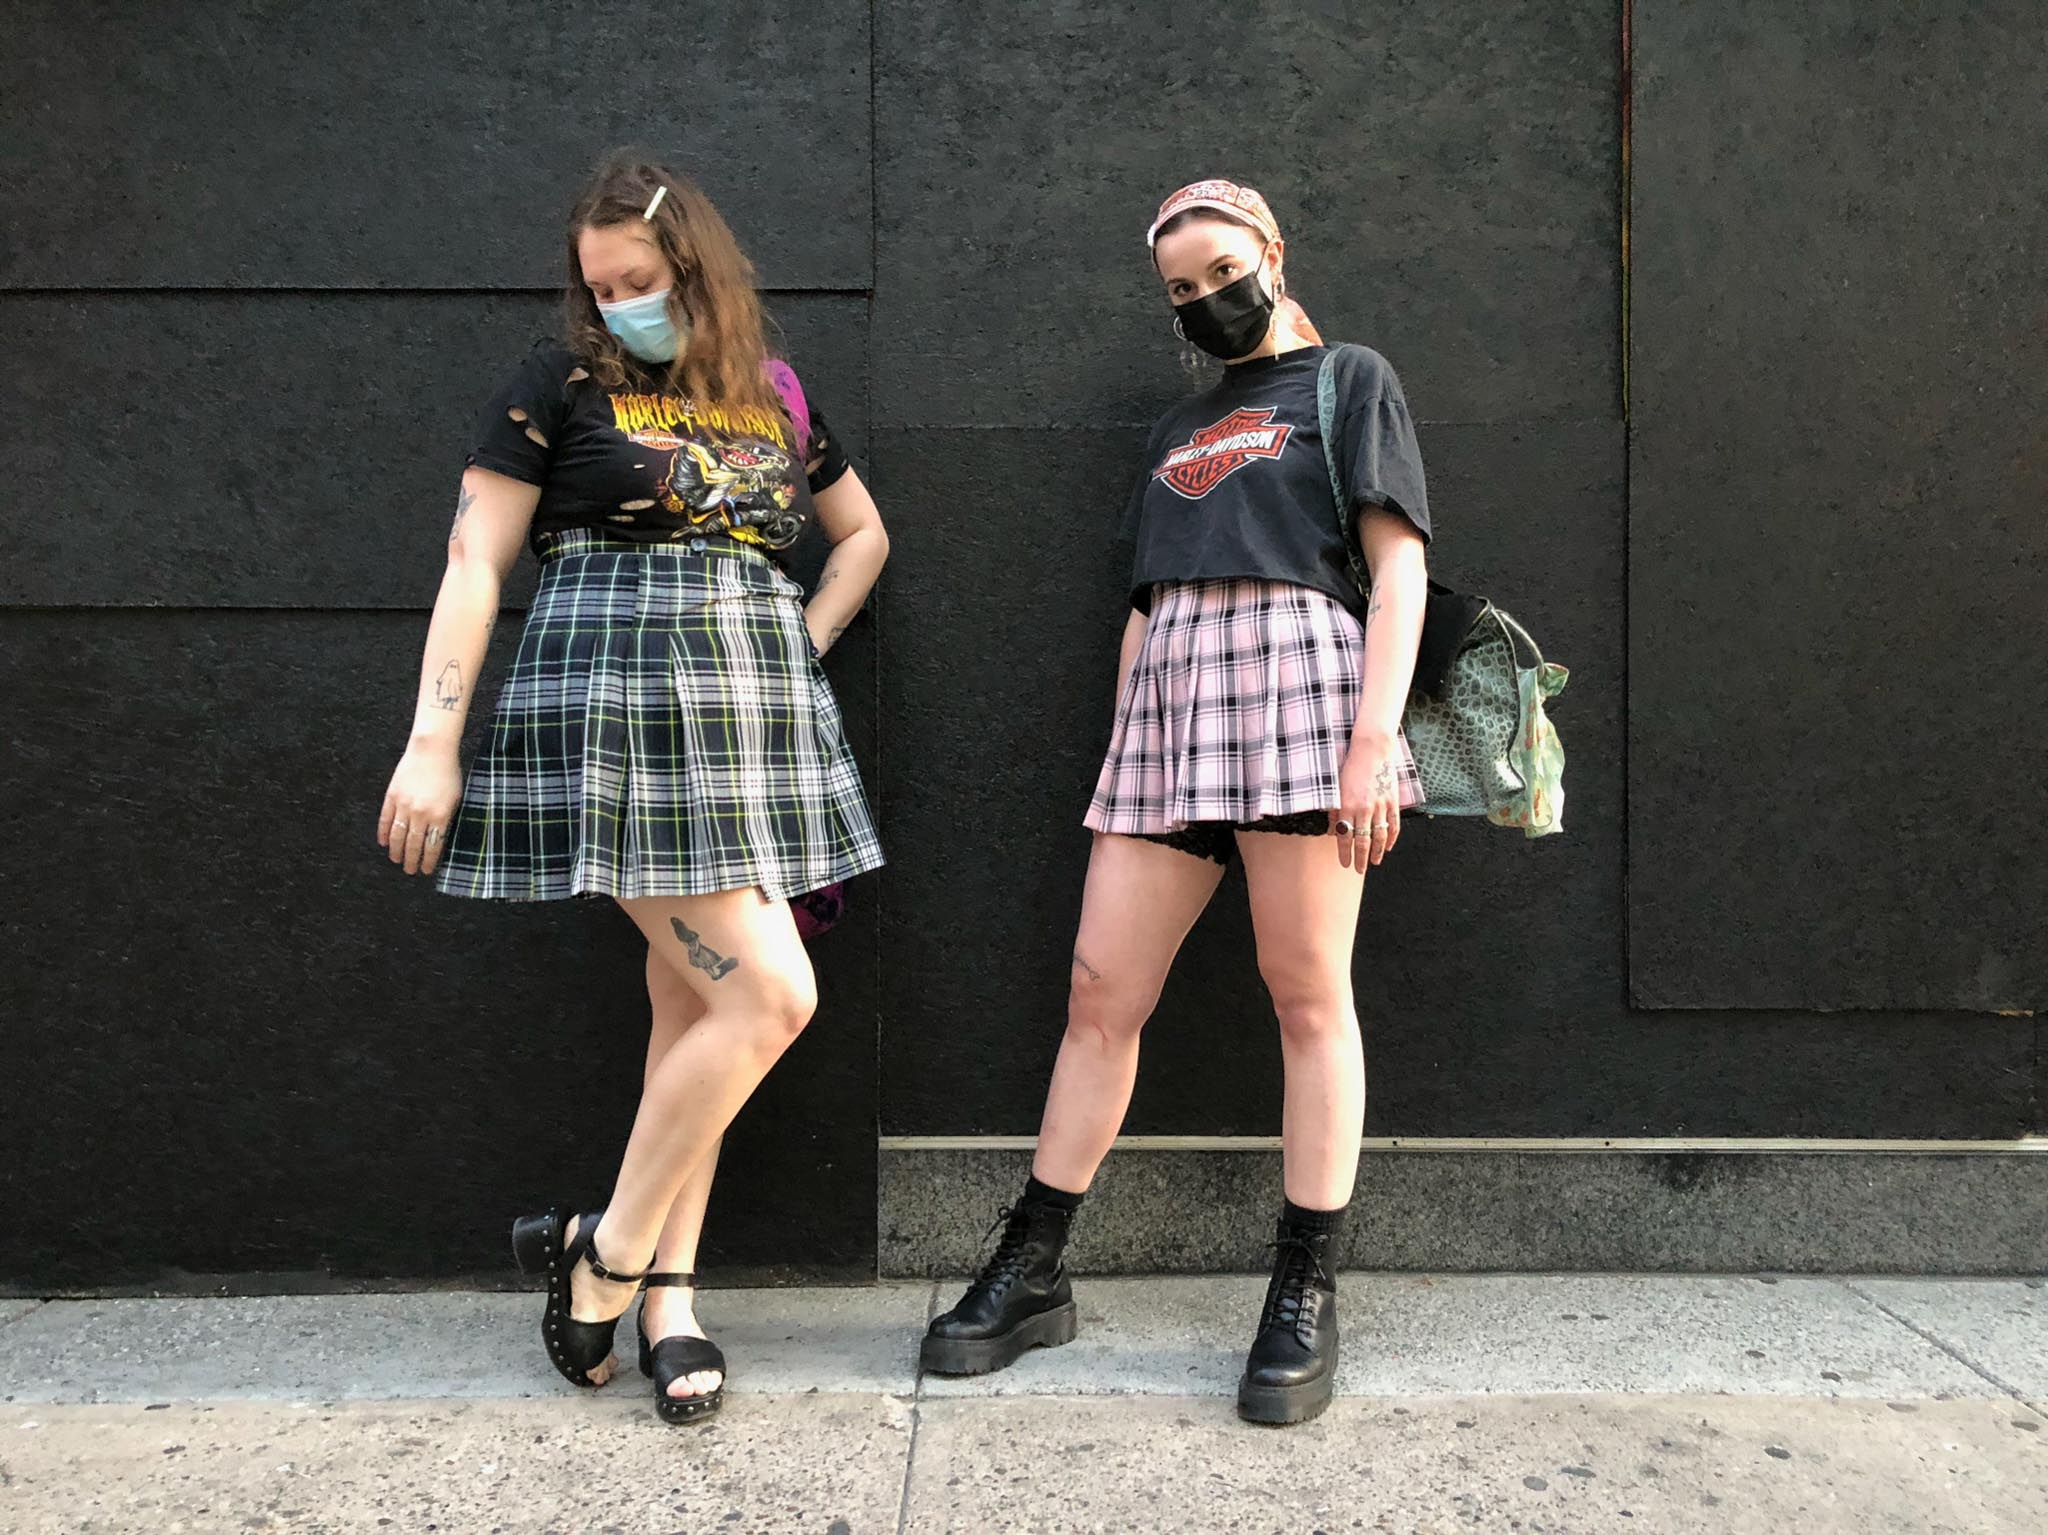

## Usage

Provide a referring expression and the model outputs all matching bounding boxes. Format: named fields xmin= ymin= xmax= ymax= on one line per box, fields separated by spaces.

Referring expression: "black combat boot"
xmin=1236 ymin=1201 xmax=1344 ymax=1424
xmin=920 ymin=1179 xmax=1082 ymax=1376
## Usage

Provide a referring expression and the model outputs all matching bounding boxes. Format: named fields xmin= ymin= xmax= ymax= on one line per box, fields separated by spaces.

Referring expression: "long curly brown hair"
xmin=562 ymin=150 xmax=782 ymax=421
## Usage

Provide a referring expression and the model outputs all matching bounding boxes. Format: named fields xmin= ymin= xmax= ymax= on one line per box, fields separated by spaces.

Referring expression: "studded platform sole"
xmin=636 ymin=1272 xmax=727 ymax=1425
xmin=510 ymin=1207 xmax=648 ymax=1388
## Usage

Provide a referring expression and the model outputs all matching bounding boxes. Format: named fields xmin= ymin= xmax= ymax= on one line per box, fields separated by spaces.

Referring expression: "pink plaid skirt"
xmin=1085 ymin=579 xmax=1422 ymax=835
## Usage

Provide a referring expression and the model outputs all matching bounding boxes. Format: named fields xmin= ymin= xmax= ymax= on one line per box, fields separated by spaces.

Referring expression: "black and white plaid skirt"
xmin=436 ymin=529 xmax=884 ymax=903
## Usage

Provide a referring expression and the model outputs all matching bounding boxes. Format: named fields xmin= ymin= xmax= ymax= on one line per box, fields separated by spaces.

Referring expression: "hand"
xmin=1332 ymin=735 xmax=1403 ymax=873
xmin=378 ymin=741 xmax=463 ymax=876
xmin=806 ymin=615 xmax=850 ymax=659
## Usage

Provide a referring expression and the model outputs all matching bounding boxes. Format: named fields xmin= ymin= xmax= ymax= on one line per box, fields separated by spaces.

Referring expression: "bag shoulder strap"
xmin=1321 ymin=344 xmax=1508 ymax=696
xmin=1316 ymin=345 xmax=1376 ymax=599
xmin=761 ymin=357 xmax=813 ymax=461
xmin=1491 ymin=605 xmax=1551 ymax=675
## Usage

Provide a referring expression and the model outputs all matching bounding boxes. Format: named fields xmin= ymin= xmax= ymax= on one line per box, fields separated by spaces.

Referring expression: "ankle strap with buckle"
xmin=578 ymin=1216 xmax=652 ymax=1286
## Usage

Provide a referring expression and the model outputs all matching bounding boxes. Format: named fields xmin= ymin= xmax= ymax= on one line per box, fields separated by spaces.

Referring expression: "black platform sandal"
xmin=510 ymin=1206 xmax=649 ymax=1388
xmin=635 ymin=1272 xmax=728 ymax=1424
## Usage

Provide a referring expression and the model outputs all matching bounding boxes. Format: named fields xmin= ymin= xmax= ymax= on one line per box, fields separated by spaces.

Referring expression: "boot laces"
xmin=1261 ymin=1234 xmax=1332 ymax=1335
xmin=969 ymin=1203 xmax=1036 ymax=1295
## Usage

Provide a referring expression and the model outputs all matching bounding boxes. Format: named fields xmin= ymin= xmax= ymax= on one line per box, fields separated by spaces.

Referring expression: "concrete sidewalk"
xmin=2 ymin=1275 xmax=2044 ymax=1532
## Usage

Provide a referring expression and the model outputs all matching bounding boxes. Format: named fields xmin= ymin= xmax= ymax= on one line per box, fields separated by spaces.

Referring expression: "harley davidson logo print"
xmin=1151 ymin=407 xmax=1294 ymax=499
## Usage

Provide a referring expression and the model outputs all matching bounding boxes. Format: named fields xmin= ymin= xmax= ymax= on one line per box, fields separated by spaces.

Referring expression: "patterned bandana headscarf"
xmin=1146 ymin=179 xmax=1282 ymax=249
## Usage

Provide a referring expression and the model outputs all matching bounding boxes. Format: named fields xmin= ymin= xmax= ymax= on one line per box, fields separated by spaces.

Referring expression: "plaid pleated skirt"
xmin=1086 ymin=578 xmax=1422 ymax=835
xmin=436 ymin=529 xmax=884 ymax=903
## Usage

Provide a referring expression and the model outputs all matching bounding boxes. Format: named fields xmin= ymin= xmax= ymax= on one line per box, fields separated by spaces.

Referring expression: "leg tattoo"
xmin=671 ymin=917 xmax=739 ymax=981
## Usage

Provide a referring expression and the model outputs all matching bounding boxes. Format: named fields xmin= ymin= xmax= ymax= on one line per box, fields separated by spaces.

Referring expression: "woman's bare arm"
xmin=1334 ymin=507 xmax=1428 ymax=871
xmin=1351 ymin=508 xmax=1428 ymax=747
xmin=803 ymin=466 xmax=889 ymax=656
xmin=377 ymin=467 xmax=538 ymax=874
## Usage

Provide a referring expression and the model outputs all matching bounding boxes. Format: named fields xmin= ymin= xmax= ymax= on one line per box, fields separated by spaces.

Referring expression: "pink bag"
xmin=763 ymin=358 xmax=846 ymax=944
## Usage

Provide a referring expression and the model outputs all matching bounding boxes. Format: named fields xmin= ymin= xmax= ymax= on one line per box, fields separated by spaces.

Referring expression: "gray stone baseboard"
xmin=880 ymin=1145 xmax=2048 ymax=1277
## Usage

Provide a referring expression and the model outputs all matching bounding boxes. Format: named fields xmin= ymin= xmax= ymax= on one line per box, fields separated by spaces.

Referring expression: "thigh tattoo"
xmin=671 ymin=917 xmax=740 ymax=981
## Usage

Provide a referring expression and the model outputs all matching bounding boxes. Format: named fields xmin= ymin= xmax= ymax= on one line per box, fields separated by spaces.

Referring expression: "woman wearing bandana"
xmin=922 ymin=181 xmax=1431 ymax=1424
xmin=376 ymin=152 xmax=887 ymax=1425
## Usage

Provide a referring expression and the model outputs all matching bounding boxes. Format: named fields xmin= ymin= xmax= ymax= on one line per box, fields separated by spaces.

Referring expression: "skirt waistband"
xmin=535 ymin=526 xmax=779 ymax=569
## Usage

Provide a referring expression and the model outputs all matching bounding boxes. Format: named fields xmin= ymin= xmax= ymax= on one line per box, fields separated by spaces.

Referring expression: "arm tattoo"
xmin=1366 ymin=592 xmax=1383 ymax=626
xmin=826 ymin=624 xmax=849 ymax=649
xmin=671 ymin=917 xmax=739 ymax=980
xmin=433 ymin=660 xmax=464 ymax=711
xmin=449 ymin=485 xmax=476 ymax=542
xmin=1072 ymin=952 xmax=1103 ymax=983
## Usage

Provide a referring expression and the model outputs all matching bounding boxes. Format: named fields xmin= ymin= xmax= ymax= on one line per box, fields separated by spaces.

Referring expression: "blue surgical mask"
xmin=597 ymin=287 xmax=685 ymax=364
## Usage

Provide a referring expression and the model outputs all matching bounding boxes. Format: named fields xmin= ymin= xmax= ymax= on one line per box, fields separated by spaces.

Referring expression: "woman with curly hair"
xmin=377 ymin=151 xmax=887 ymax=1425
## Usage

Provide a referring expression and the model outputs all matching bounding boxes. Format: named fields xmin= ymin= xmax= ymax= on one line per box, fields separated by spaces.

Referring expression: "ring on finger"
xmin=393 ymin=818 xmax=411 ymax=831
xmin=1333 ymin=819 xmax=1355 ymax=837
xmin=425 ymin=826 xmax=444 ymax=846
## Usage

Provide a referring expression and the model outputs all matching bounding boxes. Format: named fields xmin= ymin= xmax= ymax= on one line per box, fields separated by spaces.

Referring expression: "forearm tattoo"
xmin=671 ymin=917 xmax=739 ymax=980
xmin=1072 ymin=951 xmax=1103 ymax=983
xmin=433 ymin=660 xmax=464 ymax=711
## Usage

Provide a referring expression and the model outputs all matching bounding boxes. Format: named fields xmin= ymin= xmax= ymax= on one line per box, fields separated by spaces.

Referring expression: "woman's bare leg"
xmin=639 ymin=946 xmax=724 ymax=1400
xmin=1237 ymin=830 xmax=1370 ymax=1209
xmin=924 ymin=831 xmax=1225 ymax=1374
xmin=1030 ymin=833 xmax=1225 ymax=1192
xmin=559 ymin=889 xmax=814 ymax=1384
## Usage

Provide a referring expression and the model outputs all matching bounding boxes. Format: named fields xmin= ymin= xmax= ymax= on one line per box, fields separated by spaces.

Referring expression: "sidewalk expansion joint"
xmin=1839 ymin=1279 xmax=2038 ymax=1408
xmin=892 ymin=1281 xmax=940 ymax=1535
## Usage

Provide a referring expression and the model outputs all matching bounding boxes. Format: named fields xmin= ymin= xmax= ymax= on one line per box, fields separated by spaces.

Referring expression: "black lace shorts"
xmin=1129 ymin=809 xmax=1331 ymax=867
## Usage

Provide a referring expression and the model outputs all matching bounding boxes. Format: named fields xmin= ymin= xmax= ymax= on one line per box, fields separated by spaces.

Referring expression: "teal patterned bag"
xmin=1315 ymin=347 xmax=1568 ymax=838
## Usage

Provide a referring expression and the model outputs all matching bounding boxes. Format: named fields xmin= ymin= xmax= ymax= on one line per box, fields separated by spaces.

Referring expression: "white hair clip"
xmin=642 ymin=185 xmax=668 ymax=221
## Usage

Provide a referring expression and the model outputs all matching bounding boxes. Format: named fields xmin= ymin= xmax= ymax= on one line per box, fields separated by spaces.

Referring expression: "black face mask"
xmin=1173 ymin=262 xmax=1276 ymax=361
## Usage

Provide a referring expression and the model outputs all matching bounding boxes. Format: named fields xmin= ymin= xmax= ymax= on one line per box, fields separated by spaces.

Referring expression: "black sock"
xmin=1281 ymin=1198 xmax=1347 ymax=1236
xmin=1024 ymin=1174 xmax=1086 ymax=1212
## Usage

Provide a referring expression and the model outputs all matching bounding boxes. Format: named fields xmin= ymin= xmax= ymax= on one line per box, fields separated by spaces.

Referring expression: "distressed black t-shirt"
xmin=1121 ymin=343 xmax=1429 ymax=618
xmin=466 ymin=339 xmax=850 ymax=556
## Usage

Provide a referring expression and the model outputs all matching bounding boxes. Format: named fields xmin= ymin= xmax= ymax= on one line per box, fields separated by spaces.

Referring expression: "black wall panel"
xmin=873 ymin=427 xmax=1143 ymax=1134
xmin=873 ymin=0 xmax=1619 ymax=428
xmin=0 ymin=293 xmax=867 ymax=609
xmin=1629 ymin=2 xmax=2048 ymax=1011
xmin=0 ymin=2 xmax=871 ymax=290
xmin=0 ymin=610 xmax=879 ymax=1286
